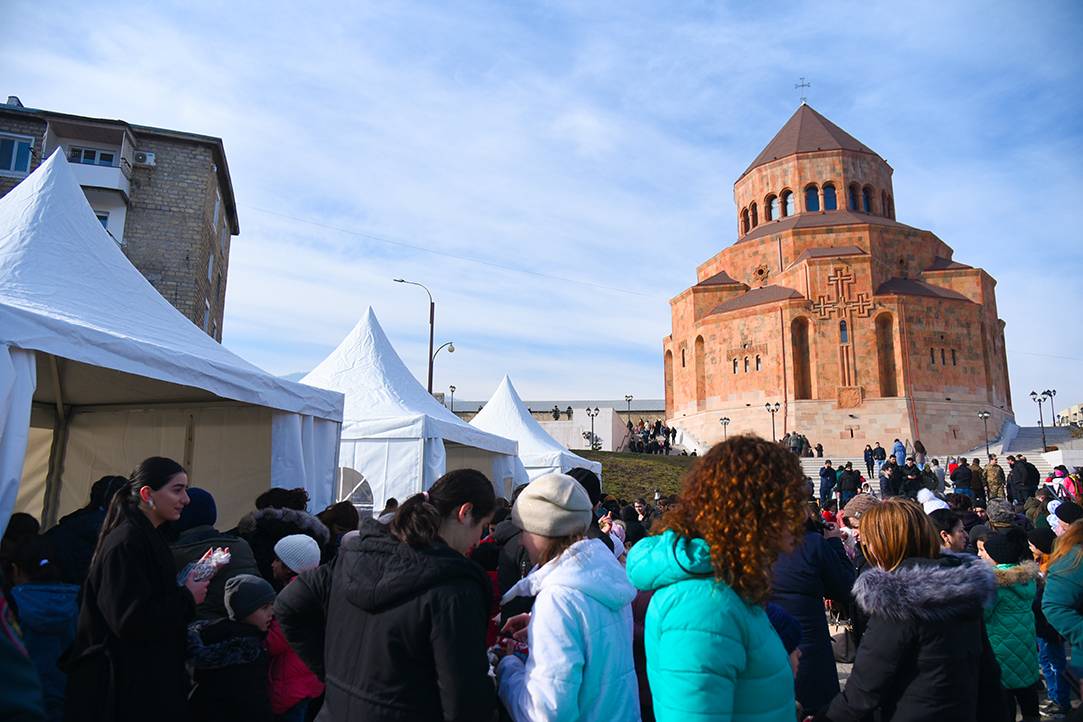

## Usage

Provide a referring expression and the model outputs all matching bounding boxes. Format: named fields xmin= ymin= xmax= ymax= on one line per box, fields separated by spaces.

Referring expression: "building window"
xmin=750 ymin=202 xmax=758 ymax=228
xmin=881 ymin=190 xmax=888 ymax=216
xmin=207 ymin=253 xmax=214 ymax=282
xmin=213 ymin=188 xmax=221 ymax=228
xmin=941 ymin=348 xmax=946 ymax=365
xmin=744 ymin=357 xmax=750 ymax=373
xmin=951 ymin=349 xmax=957 ymax=366
xmin=203 ymin=300 xmax=211 ymax=333
xmin=95 ymin=212 xmax=109 ymax=229
xmin=823 ymin=183 xmax=837 ymax=211
xmin=805 ymin=185 xmax=819 ymax=212
xmin=741 ymin=208 xmax=750 ymax=234
xmin=221 ymin=225 xmax=229 ymax=252
xmin=839 ymin=320 xmax=848 ymax=344
xmin=781 ymin=190 xmax=794 ymax=217
xmin=216 ymin=273 xmax=222 ymax=302
xmin=766 ymin=195 xmax=778 ymax=221
xmin=733 ymin=358 xmax=738 ymax=374
xmin=862 ymin=186 xmax=873 ymax=213
xmin=68 ymin=147 xmax=116 ymax=166
xmin=930 ymin=347 xmax=935 ymax=364
xmin=756 ymin=354 xmax=762 ymax=371
xmin=849 ymin=183 xmax=860 ymax=211
xmin=0 ymin=133 xmax=34 ymax=176
xmin=682 ymin=349 xmax=685 ymax=368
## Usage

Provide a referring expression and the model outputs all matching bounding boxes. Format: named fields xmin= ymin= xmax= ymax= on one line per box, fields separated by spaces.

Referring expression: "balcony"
xmin=68 ymin=161 xmax=130 ymax=202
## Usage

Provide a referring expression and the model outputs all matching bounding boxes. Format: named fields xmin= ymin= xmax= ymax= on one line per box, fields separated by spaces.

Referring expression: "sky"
xmin=2 ymin=0 xmax=1081 ymax=424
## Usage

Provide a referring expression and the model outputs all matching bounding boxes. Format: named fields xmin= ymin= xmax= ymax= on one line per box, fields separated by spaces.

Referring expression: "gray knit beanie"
xmin=512 ymin=473 xmax=592 ymax=537
xmin=224 ymin=574 xmax=277 ymax=621
xmin=986 ymin=498 xmax=1015 ymax=524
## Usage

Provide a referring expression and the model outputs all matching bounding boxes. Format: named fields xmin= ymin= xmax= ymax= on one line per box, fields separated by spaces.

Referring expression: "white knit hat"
xmin=274 ymin=534 xmax=321 ymax=573
xmin=512 ymin=473 xmax=592 ymax=538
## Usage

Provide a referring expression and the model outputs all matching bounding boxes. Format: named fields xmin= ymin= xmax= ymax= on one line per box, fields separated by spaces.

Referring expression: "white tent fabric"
xmin=0 ymin=150 xmax=344 ymax=535
xmin=471 ymin=375 xmax=602 ymax=481
xmin=301 ymin=308 xmax=526 ymax=510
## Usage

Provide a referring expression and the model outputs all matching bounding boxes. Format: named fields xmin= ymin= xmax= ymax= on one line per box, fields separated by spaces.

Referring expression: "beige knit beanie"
xmin=512 ymin=473 xmax=593 ymax=537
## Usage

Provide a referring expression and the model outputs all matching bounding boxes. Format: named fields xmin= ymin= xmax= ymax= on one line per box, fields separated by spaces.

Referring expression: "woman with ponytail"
xmin=62 ymin=457 xmax=209 ymax=722
xmin=274 ymin=468 xmax=498 ymax=721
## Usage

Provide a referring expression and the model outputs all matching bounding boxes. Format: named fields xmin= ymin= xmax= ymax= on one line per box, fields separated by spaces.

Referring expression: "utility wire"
xmin=240 ymin=203 xmax=668 ymax=300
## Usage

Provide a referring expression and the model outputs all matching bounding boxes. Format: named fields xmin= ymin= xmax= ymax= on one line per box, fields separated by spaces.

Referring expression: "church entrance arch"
xmin=791 ymin=317 xmax=812 ymax=400
xmin=875 ymin=313 xmax=898 ymax=397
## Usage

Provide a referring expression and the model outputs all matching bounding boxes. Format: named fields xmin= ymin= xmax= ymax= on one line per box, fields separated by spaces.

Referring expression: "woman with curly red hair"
xmin=626 ymin=434 xmax=808 ymax=722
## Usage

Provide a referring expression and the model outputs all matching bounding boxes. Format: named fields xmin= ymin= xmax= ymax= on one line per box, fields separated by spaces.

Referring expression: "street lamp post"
xmin=720 ymin=416 xmax=730 ymax=440
xmin=586 ymin=407 xmax=600 ymax=451
xmin=449 ymin=385 xmax=456 ymax=414
xmin=977 ymin=410 xmax=991 ymax=458
xmin=393 ymin=278 xmax=436 ymax=394
xmin=1031 ymin=391 xmax=1049 ymax=452
xmin=625 ymin=395 xmax=633 ymax=427
xmin=765 ymin=402 xmax=780 ymax=441
xmin=1047 ymin=389 xmax=1058 ymax=426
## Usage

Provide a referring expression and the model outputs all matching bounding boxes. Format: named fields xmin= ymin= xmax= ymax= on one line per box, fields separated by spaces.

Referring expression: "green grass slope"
xmin=576 ymin=450 xmax=697 ymax=503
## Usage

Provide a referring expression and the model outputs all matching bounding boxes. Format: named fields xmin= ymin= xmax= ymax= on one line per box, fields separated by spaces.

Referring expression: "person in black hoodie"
xmin=187 ymin=574 xmax=276 ymax=722
xmin=814 ymin=498 xmax=1007 ymax=722
xmin=273 ymin=469 xmax=497 ymax=722
xmin=43 ymin=475 xmax=126 ymax=587
xmin=837 ymin=462 xmax=861 ymax=507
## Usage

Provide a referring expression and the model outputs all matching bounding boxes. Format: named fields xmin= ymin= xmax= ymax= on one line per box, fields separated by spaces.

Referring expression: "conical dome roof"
xmin=741 ymin=105 xmax=879 ymax=177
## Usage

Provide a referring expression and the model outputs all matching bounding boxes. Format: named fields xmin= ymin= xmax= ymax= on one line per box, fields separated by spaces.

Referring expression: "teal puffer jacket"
xmin=1044 ymin=546 xmax=1083 ymax=672
xmin=984 ymin=561 xmax=1039 ymax=689
xmin=626 ymin=531 xmax=794 ymax=722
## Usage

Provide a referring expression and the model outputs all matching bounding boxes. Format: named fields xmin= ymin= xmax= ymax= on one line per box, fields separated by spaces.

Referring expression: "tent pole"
xmin=183 ymin=414 xmax=195 ymax=473
xmin=41 ymin=355 xmax=70 ymax=530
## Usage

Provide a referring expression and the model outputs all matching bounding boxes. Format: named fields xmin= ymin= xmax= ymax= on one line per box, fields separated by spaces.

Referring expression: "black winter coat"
xmin=837 ymin=470 xmax=861 ymax=494
xmin=234 ymin=508 xmax=329 ymax=589
xmin=44 ymin=506 xmax=106 ymax=586
xmin=186 ymin=618 xmax=272 ymax=722
xmin=62 ymin=508 xmax=196 ymax=722
xmin=815 ymin=555 xmax=1008 ymax=722
xmin=274 ymin=518 xmax=496 ymax=722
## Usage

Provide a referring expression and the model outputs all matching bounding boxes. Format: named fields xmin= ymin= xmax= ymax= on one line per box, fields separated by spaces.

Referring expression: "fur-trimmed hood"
xmin=994 ymin=560 xmax=1040 ymax=588
xmin=235 ymin=507 xmax=329 ymax=545
xmin=186 ymin=619 xmax=266 ymax=670
xmin=854 ymin=555 xmax=997 ymax=622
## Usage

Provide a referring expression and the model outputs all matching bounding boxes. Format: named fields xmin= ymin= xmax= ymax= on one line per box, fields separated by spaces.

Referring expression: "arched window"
xmin=755 ymin=354 xmax=762 ymax=371
xmin=941 ymin=348 xmax=946 ymax=365
xmin=848 ymin=183 xmax=860 ymax=211
xmin=744 ymin=357 xmax=750 ymax=373
xmin=862 ymin=186 xmax=873 ymax=213
xmin=839 ymin=320 xmax=848 ymax=344
xmin=951 ymin=349 xmax=957 ymax=366
xmin=741 ymin=208 xmax=750 ymax=234
xmin=766 ymin=195 xmax=778 ymax=221
xmin=823 ymin=183 xmax=837 ymax=211
xmin=930 ymin=347 xmax=935 ymax=364
xmin=733 ymin=358 xmax=738 ymax=374
xmin=781 ymin=190 xmax=794 ymax=217
xmin=681 ymin=348 xmax=685 ymax=368
xmin=791 ymin=317 xmax=812 ymax=400
xmin=695 ymin=336 xmax=706 ymax=404
xmin=887 ymin=195 xmax=894 ymax=219
xmin=750 ymin=202 xmax=758 ymax=228
xmin=805 ymin=185 xmax=819 ymax=212
xmin=881 ymin=190 xmax=888 ymax=216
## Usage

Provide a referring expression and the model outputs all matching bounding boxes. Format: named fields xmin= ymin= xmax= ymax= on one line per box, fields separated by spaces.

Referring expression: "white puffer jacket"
xmin=497 ymin=537 xmax=641 ymax=722
xmin=498 ymin=536 xmax=641 ymax=722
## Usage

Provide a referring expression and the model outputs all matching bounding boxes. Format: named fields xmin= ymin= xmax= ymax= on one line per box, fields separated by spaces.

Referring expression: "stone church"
xmin=664 ymin=104 xmax=1012 ymax=456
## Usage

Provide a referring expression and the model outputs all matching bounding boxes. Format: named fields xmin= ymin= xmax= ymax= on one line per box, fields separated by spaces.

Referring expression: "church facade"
xmin=664 ymin=105 xmax=1013 ymax=456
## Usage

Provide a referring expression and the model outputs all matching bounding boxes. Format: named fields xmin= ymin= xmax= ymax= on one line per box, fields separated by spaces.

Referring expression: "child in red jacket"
xmin=268 ymin=535 xmax=324 ymax=721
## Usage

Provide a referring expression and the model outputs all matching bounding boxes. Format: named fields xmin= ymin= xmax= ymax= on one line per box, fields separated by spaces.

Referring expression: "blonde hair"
xmin=860 ymin=497 xmax=940 ymax=571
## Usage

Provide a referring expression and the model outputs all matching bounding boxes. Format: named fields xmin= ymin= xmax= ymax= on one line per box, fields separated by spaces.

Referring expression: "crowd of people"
xmin=3 ymin=439 xmax=1083 ymax=721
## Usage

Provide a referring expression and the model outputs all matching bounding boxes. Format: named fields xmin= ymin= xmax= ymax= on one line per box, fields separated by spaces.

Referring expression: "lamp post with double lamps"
xmin=625 ymin=395 xmax=633 ymax=426
xmin=1031 ymin=391 xmax=1049 ymax=452
xmin=977 ymin=410 xmax=991 ymax=458
xmin=449 ymin=385 xmax=456 ymax=414
xmin=765 ymin=402 xmax=780 ymax=442
xmin=586 ymin=407 xmax=600 ymax=451
xmin=393 ymin=278 xmax=436 ymax=394
xmin=1047 ymin=389 xmax=1058 ymax=426
xmin=720 ymin=417 xmax=730 ymax=440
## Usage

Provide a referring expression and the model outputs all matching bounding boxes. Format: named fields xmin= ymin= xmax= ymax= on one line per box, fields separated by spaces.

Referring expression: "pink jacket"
xmin=266 ymin=588 xmax=324 ymax=713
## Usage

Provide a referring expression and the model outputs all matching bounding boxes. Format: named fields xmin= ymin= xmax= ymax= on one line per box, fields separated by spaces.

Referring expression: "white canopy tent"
xmin=0 ymin=150 xmax=344 ymax=537
xmin=471 ymin=375 xmax=602 ymax=481
xmin=301 ymin=309 xmax=527 ymax=512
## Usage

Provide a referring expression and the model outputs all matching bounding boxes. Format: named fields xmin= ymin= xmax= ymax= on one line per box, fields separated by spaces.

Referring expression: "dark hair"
xmin=389 ymin=469 xmax=497 ymax=548
xmin=11 ymin=535 xmax=64 ymax=584
xmin=3 ymin=512 xmax=40 ymax=541
xmin=947 ymin=493 xmax=972 ymax=511
xmin=255 ymin=487 xmax=310 ymax=511
xmin=566 ymin=468 xmax=602 ymax=507
xmin=93 ymin=457 xmax=185 ymax=563
xmin=928 ymin=508 xmax=962 ymax=537
xmin=318 ymin=501 xmax=360 ymax=533
xmin=89 ymin=475 xmax=128 ymax=511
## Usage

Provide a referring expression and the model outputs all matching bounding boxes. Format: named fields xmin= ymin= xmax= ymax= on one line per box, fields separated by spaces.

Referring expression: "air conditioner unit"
xmin=133 ymin=151 xmax=156 ymax=166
